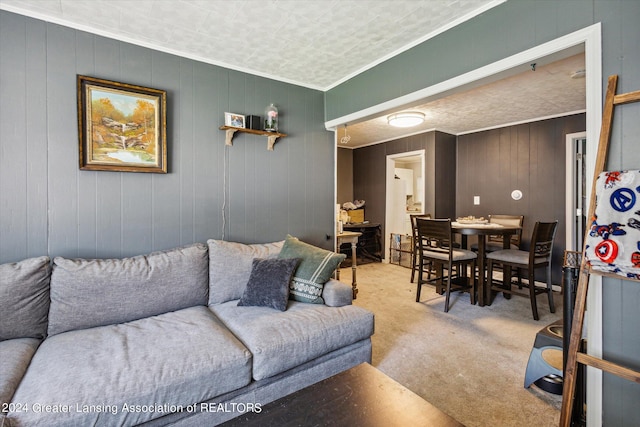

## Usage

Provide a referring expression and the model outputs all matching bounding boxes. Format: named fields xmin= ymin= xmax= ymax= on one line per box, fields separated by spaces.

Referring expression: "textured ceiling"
xmin=0 ymin=0 xmax=504 ymax=90
xmin=1 ymin=0 xmax=586 ymax=147
xmin=341 ymin=52 xmax=586 ymax=147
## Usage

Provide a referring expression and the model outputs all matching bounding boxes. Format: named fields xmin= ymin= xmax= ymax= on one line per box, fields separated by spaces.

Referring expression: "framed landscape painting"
xmin=77 ymin=75 xmax=167 ymax=173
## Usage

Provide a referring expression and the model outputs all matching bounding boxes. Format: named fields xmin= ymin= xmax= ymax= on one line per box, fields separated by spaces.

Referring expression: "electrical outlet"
xmin=474 ymin=196 xmax=480 ymax=205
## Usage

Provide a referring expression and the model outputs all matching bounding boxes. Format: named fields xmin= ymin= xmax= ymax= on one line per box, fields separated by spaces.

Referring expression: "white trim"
xmin=330 ymin=23 xmax=603 ymax=424
xmin=582 ymin=24 xmax=603 ymax=427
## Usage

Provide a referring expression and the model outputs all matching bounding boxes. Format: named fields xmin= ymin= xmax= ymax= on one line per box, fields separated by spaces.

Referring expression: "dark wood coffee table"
xmin=220 ymin=363 xmax=465 ymax=426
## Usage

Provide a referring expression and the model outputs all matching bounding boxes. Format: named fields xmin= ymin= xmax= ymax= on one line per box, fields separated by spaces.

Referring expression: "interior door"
xmin=566 ymin=132 xmax=587 ymax=252
xmin=575 ymin=136 xmax=587 ymax=250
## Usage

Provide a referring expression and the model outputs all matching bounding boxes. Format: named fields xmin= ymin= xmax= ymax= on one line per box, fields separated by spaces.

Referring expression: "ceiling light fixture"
xmin=387 ymin=111 xmax=425 ymax=128
xmin=340 ymin=124 xmax=351 ymax=145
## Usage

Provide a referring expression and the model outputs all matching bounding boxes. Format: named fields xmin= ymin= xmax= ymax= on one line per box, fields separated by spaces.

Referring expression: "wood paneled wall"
xmin=350 ymin=131 xmax=456 ymax=244
xmin=0 ymin=11 xmax=334 ymax=264
xmin=344 ymin=113 xmax=584 ymax=284
xmin=457 ymin=113 xmax=586 ymax=284
xmin=337 ymin=147 xmax=353 ymax=205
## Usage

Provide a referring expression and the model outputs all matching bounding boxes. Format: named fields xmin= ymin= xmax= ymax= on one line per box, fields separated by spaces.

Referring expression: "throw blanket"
xmin=584 ymin=170 xmax=640 ymax=280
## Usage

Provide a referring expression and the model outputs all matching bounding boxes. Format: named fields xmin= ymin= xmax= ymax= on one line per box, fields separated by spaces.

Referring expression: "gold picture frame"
xmin=77 ymin=75 xmax=167 ymax=173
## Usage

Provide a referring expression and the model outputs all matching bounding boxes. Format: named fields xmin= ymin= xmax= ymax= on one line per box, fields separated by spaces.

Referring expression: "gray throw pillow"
xmin=238 ymin=258 xmax=300 ymax=311
xmin=278 ymin=235 xmax=346 ymax=304
xmin=0 ymin=256 xmax=51 ymax=341
xmin=207 ymin=239 xmax=284 ymax=305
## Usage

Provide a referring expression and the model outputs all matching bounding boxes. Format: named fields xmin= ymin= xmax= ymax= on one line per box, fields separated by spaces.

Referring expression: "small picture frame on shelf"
xmin=224 ymin=112 xmax=245 ymax=128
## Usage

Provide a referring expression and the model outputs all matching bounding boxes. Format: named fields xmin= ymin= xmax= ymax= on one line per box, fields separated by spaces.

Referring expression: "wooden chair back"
xmin=528 ymin=221 xmax=558 ymax=266
xmin=487 ymin=214 xmax=524 ymax=248
xmin=410 ymin=213 xmax=431 ymax=247
xmin=409 ymin=214 xmax=432 ymax=283
xmin=415 ymin=217 xmax=452 ymax=254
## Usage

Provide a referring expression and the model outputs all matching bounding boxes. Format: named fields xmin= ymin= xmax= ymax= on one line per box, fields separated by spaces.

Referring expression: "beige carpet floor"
xmin=347 ymin=262 xmax=563 ymax=427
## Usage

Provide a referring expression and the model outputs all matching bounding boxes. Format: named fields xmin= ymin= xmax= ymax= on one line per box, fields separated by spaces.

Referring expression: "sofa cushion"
xmin=210 ymin=300 xmax=375 ymax=381
xmin=0 ymin=338 xmax=41 ymax=411
xmin=278 ymin=235 xmax=346 ymax=304
xmin=0 ymin=256 xmax=50 ymax=341
xmin=238 ymin=258 xmax=300 ymax=311
xmin=207 ymin=239 xmax=284 ymax=305
xmin=7 ymin=306 xmax=252 ymax=427
xmin=48 ymin=243 xmax=209 ymax=336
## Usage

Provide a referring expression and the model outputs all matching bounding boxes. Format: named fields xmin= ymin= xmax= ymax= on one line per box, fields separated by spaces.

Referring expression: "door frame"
xmin=384 ymin=150 xmax=425 ymax=263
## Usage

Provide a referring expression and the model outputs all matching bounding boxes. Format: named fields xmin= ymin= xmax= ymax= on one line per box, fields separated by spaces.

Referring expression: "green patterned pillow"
xmin=278 ymin=235 xmax=346 ymax=304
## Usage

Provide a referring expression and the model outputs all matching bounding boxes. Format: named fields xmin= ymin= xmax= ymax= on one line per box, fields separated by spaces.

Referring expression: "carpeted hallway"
xmin=348 ymin=262 xmax=563 ymax=427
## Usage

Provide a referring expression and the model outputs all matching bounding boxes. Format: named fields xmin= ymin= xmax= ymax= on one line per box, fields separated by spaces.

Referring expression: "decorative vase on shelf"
xmin=264 ymin=103 xmax=278 ymax=132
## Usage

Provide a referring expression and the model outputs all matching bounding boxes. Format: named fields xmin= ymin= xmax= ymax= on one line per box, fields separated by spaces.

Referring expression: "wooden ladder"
xmin=560 ymin=75 xmax=640 ymax=426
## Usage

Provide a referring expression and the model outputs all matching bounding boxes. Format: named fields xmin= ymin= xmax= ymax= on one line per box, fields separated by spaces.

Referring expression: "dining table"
xmin=451 ymin=221 xmax=522 ymax=307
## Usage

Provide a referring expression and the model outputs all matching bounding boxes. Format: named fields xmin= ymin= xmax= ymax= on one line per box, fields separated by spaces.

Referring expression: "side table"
xmin=342 ymin=223 xmax=382 ymax=265
xmin=337 ymin=231 xmax=361 ymax=299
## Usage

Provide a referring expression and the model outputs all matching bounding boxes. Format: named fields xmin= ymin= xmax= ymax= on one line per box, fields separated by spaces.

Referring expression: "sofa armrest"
xmin=322 ymin=279 xmax=353 ymax=307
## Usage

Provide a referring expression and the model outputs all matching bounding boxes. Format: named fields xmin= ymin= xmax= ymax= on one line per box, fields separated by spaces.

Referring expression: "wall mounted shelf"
xmin=219 ymin=126 xmax=287 ymax=151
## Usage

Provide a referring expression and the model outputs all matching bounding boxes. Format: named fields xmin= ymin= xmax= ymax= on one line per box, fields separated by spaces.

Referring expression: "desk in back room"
xmin=340 ymin=223 xmax=382 ymax=267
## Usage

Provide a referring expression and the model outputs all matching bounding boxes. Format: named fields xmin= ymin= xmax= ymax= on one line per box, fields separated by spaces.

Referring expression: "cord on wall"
xmin=221 ymin=145 xmax=228 ymax=241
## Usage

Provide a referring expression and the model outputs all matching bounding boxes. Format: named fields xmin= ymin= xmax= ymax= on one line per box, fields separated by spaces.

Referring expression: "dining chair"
xmin=410 ymin=213 xmax=431 ymax=283
xmin=415 ymin=218 xmax=477 ymax=312
xmin=486 ymin=221 xmax=558 ymax=320
xmin=471 ymin=214 xmax=524 ymax=252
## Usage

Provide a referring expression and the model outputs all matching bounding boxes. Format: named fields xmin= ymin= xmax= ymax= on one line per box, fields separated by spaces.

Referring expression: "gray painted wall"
xmin=0 ymin=10 xmax=335 ymax=264
xmin=326 ymin=1 xmax=640 ymax=423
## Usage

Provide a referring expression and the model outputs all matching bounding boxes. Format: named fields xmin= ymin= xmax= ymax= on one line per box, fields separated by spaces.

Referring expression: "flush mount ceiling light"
xmin=387 ymin=111 xmax=425 ymax=128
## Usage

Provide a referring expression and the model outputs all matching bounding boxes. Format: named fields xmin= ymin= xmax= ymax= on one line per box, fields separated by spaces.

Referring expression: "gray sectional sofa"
xmin=0 ymin=238 xmax=375 ymax=426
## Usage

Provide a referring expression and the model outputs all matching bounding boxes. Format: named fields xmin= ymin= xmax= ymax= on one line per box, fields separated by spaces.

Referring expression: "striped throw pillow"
xmin=278 ymin=235 xmax=346 ymax=304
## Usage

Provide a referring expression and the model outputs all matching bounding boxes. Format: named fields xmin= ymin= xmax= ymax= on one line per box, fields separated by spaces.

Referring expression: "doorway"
xmin=384 ymin=150 xmax=425 ymax=262
xmin=330 ymin=25 xmax=603 ymax=426
xmin=566 ymin=132 xmax=587 ymax=252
